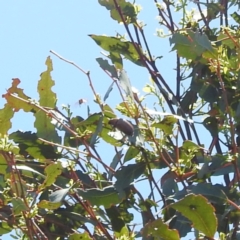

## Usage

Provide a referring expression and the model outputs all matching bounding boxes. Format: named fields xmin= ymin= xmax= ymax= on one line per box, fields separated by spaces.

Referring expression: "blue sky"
xmin=0 ymin=1 xmax=220 ymax=239
xmin=0 ymin=1 xmax=177 ymax=124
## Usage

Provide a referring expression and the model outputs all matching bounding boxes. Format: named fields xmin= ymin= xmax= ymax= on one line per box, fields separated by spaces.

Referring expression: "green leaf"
xmin=152 ymin=115 xmax=178 ymax=135
xmin=90 ymin=115 xmax=103 ymax=146
xmin=231 ymin=11 xmax=240 ymax=24
xmin=170 ymin=30 xmax=216 ymax=60
xmin=105 ymin=206 xmax=127 ymax=233
xmin=103 ymin=81 xmax=115 ymax=102
xmin=39 ymin=162 xmax=63 ymax=190
xmin=217 ymin=30 xmax=235 ymax=49
xmin=124 ymin=146 xmax=140 ymax=163
xmin=199 ymin=83 xmax=219 ymax=103
xmin=182 ymin=140 xmax=200 ymax=153
xmin=170 ymin=194 xmax=217 ymax=238
xmin=2 ymin=78 xmax=38 ymax=113
xmin=9 ymin=131 xmax=61 ymax=159
xmin=38 ymin=200 xmax=61 ymax=210
xmin=0 ymin=104 xmax=14 ymax=135
xmin=89 ymin=35 xmax=144 ymax=68
xmin=69 ymin=232 xmax=92 ymax=240
xmin=0 ymin=222 xmax=12 ymax=235
xmin=191 ymin=183 xmax=227 ymax=205
xmin=142 ymin=218 xmax=180 ymax=240
xmin=12 ymin=197 xmax=28 ymax=215
xmin=103 ymin=104 xmax=117 ymax=119
xmin=34 ymin=56 xmax=60 ymax=143
xmin=109 ymin=149 xmax=123 ymax=180
xmin=180 ymin=90 xmax=198 ymax=114
xmin=114 ymin=163 xmax=145 ymax=191
xmin=98 ymin=0 xmax=137 ymax=24
xmin=96 ymin=57 xmax=118 ymax=79
xmin=76 ymin=186 xmax=122 ymax=208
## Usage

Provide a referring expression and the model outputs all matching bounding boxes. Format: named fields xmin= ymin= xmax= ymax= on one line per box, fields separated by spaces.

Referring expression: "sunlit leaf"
xmin=98 ymin=0 xmax=137 ymax=24
xmin=170 ymin=30 xmax=216 ymax=60
xmin=89 ymin=35 xmax=144 ymax=67
xmin=38 ymin=162 xmax=63 ymax=190
xmin=152 ymin=115 xmax=178 ymax=135
xmin=170 ymin=194 xmax=217 ymax=238
xmin=38 ymin=200 xmax=61 ymax=210
xmin=34 ymin=56 xmax=60 ymax=143
xmin=69 ymin=232 xmax=92 ymax=240
xmin=12 ymin=197 xmax=28 ymax=215
xmin=0 ymin=104 xmax=14 ymax=135
xmin=124 ymin=146 xmax=140 ymax=163
xmin=142 ymin=218 xmax=179 ymax=240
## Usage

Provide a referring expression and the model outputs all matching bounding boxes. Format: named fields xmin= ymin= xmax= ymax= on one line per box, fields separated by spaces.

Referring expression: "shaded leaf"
xmin=90 ymin=115 xmax=103 ymax=146
xmin=103 ymin=81 xmax=115 ymax=102
xmin=76 ymin=170 xmax=95 ymax=188
xmin=96 ymin=57 xmax=118 ymax=79
xmin=105 ymin=206 xmax=126 ymax=233
xmin=109 ymin=149 xmax=123 ymax=180
xmin=76 ymin=186 xmax=122 ymax=208
xmin=203 ymin=117 xmax=218 ymax=137
xmin=9 ymin=131 xmax=61 ymax=159
xmin=114 ymin=163 xmax=145 ymax=191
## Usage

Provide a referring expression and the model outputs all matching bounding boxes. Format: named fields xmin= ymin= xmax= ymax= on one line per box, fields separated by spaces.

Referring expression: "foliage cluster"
xmin=0 ymin=0 xmax=240 ymax=239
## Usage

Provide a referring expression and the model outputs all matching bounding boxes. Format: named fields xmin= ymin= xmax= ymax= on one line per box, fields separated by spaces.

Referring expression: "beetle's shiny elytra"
xmin=108 ymin=118 xmax=134 ymax=136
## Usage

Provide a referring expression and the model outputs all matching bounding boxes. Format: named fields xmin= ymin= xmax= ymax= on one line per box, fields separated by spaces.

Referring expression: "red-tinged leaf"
xmin=2 ymin=79 xmax=38 ymax=113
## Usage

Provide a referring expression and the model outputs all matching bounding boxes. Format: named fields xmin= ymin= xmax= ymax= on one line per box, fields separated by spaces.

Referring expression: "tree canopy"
xmin=1 ymin=0 xmax=240 ymax=239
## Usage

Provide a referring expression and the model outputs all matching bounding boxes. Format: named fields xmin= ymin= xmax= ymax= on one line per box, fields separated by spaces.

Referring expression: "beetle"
xmin=108 ymin=118 xmax=134 ymax=136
